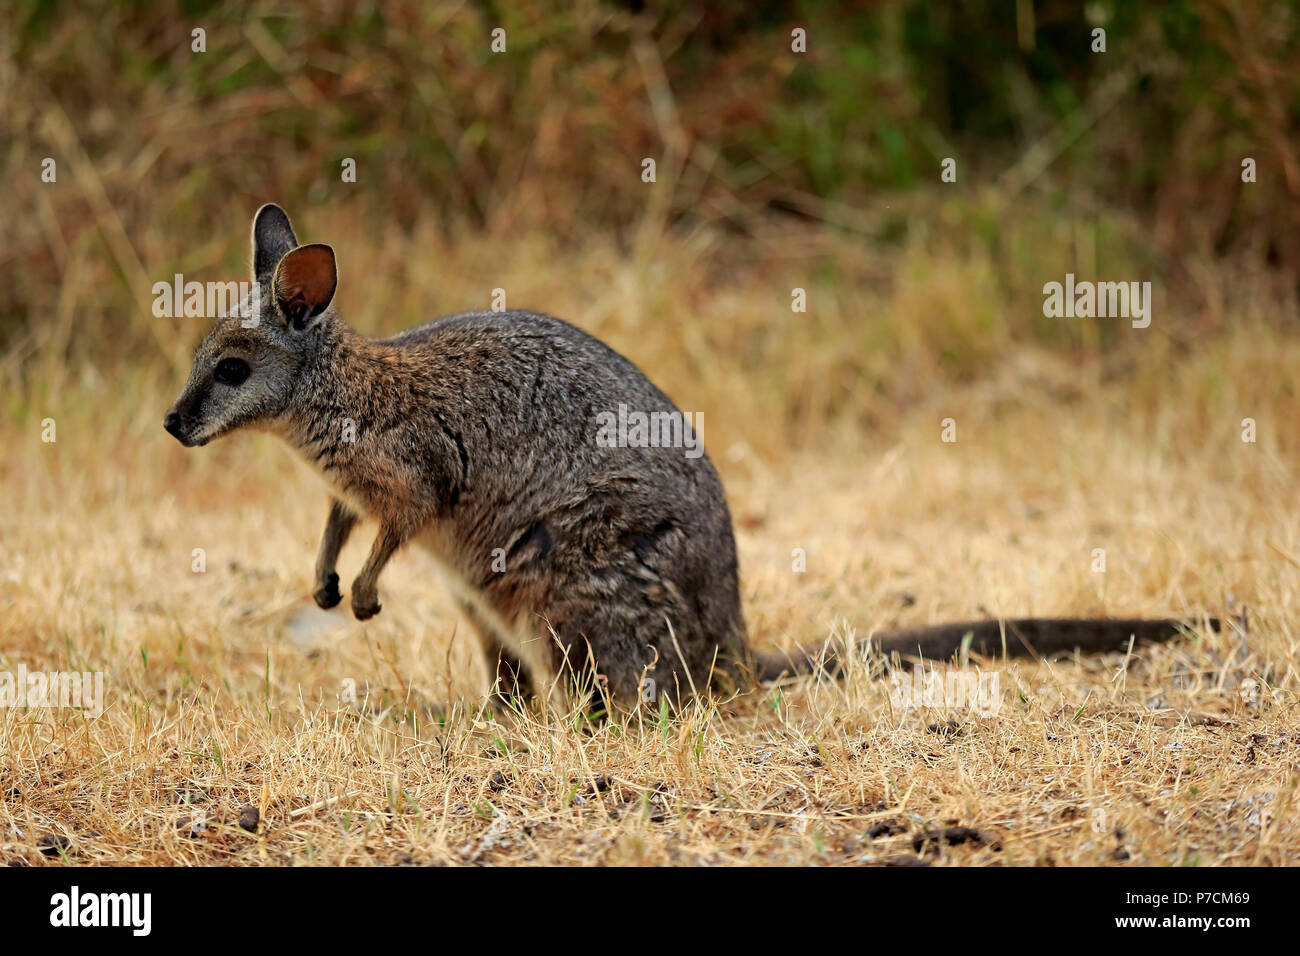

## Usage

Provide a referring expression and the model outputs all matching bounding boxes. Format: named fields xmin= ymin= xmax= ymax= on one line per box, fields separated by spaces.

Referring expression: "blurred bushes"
xmin=3 ymin=0 xmax=1299 ymax=366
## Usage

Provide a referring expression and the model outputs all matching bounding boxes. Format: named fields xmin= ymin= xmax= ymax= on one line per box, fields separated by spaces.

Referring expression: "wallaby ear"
xmin=251 ymin=204 xmax=298 ymax=285
xmin=273 ymin=243 xmax=337 ymax=331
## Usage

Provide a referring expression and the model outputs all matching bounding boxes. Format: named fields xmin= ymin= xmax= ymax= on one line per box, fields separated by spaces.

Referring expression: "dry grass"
xmin=2 ymin=228 xmax=1298 ymax=867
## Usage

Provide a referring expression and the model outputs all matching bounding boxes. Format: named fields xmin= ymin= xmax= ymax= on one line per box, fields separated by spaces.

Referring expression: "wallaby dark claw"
xmin=313 ymin=572 xmax=342 ymax=609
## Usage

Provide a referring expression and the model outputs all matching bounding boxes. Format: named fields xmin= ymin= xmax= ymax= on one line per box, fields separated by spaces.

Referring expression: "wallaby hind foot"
xmin=455 ymin=597 xmax=536 ymax=705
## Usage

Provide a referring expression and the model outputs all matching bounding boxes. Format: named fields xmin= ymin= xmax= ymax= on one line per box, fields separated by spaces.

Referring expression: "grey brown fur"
xmin=165 ymin=205 xmax=1214 ymax=709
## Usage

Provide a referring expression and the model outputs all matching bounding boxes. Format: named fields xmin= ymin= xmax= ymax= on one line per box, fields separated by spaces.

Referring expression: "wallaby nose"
xmin=163 ymin=411 xmax=183 ymax=438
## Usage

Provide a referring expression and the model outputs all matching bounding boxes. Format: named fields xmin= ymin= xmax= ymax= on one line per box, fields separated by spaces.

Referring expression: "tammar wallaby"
xmin=164 ymin=205 xmax=1214 ymax=709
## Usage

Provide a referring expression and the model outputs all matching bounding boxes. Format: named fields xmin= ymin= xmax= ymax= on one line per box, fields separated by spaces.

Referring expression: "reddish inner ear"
xmin=274 ymin=244 xmax=336 ymax=324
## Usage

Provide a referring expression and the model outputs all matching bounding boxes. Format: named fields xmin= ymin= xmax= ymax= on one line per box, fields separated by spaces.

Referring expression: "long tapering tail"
xmin=757 ymin=616 xmax=1220 ymax=682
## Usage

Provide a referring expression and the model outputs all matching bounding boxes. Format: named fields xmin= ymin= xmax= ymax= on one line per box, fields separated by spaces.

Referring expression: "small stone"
xmin=37 ymin=834 xmax=70 ymax=856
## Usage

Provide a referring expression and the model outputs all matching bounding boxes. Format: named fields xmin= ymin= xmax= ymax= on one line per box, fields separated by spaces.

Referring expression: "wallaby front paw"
xmin=351 ymin=585 xmax=382 ymax=620
xmin=314 ymin=572 xmax=343 ymax=609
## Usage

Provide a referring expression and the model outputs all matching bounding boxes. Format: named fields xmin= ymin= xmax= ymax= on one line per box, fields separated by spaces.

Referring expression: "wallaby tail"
xmin=756 ymin=616 xmax=1221 ymax=682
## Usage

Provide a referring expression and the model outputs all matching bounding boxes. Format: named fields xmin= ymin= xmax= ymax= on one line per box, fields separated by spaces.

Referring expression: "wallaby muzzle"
xmin=163 ymin=395 xmax=209 ymax=447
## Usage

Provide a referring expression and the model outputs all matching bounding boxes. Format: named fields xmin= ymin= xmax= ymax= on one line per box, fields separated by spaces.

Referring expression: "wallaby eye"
xmin=214 ymin=357 xmax=251 ymax=386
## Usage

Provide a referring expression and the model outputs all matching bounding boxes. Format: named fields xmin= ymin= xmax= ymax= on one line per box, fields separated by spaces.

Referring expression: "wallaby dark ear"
xmin=251 ymin=204 xmax=298 ymax=285
xmin=273 ymin=243 xmax=337 ymax=331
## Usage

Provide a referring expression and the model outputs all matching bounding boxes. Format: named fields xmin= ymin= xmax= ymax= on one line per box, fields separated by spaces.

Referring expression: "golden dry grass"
xmin=1 ymin=228 xmax=1298 ymax=866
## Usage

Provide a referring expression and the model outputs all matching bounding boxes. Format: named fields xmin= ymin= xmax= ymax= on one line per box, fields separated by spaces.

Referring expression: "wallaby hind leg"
xmin=456 ymin=598 xmax=534 ymax=704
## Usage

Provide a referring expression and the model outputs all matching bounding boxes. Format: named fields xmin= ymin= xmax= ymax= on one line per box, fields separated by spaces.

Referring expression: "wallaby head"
xmin=163 ymin=204 xmax=338 ymax=447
